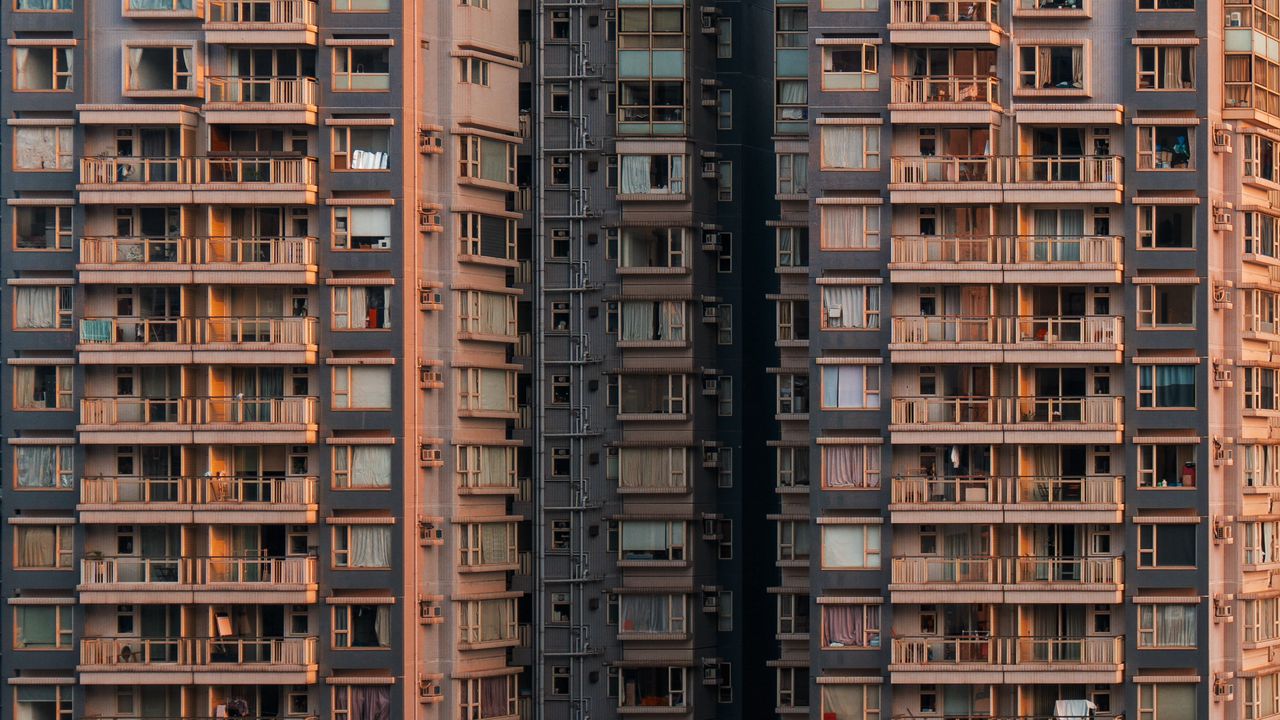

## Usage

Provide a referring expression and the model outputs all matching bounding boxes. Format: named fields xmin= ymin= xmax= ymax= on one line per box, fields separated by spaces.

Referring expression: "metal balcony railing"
xmin=80 ymin=156 xmax=317 ymax=186
xmin=890 ymin=475 xmax=1122 ymax=505
xmin=891 ymin=396 xmax=1122 ymax=425
xmin=891 ymin=555 xmax=1123 ymax=585
xmin=81 ymin=636 xmax=317 ymax=667
xmin=206 ymin=76 xmax=318 ymax=104
xmin=80 ymin=396 xmax=318 ymax=426
xmin=78 ymin=316 xmax=317 ymax=346
xmin=80 ymin=235 xmax=316 ymax=266
xmin=891 ymin=76 xmax=999 ymax=104
xmin=80 ymin=475 xmax=318 ymax=505
xmin=891 ymin=635 xmax=1121 ymax=666
xmin=891 ymin=155 xmax=1122 ymax=184
xmin=205 ymin=0 xmax=316 ymax=24
xmin=890 ymin=234 xmax=1123 ymax=266
xmin=890 ymin=316 xmax=1122 ymax=346
xmin=892 ymin=0 xmax=999 ymax=22
xmin=80 ymin=555 xmax=317 ymax=585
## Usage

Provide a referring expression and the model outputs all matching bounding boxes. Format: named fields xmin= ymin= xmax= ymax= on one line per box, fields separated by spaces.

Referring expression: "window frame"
xmin=331 ymin=44 xmax=392 ymax=92
xmin=13 ymin=205 xmax=73 ymax=252
xmin=1136 ymin=45 xmax=1196 ymax=91
xmin=11 ymin=46 xmax=74 ymax=92
xmin=1137 ymin=523 xmax=1197 ymax=569
xmin=821 ymin=43 xmax=880 ymax=91
xmin=13 ymin=604 xmax=73 ymax=649
xmin=820 ymin=524 xmax=882 ymax=569
xmin=12 ymin=125 xmax=73 ymax=172
xmin=13 ymin=525 xmax=73 ymax=569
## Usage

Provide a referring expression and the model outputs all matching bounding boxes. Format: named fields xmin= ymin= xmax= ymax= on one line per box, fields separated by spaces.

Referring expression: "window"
xmin=459 ymin=522 xmax=517 ymax=567
xmin=332 ymin=206 xmax=392 ymax=250
xmin=334 ymin=0 xmax=389 ymax=9
xmin=334 ymin=687 xmax=392 ymax=720
xmin=13 ymin=126 xmax=72 ymax=171
xmin=821 ymin=685 xmax=881 ymax=720
xmin=1137 ymin=523 xmax=1196 ymax=568
xmin=776 ymin=80 xmax=808 ymax=132
xmin=1018 ymin=44 xmax=1085 ymax=90
xmin=717 ymin=89 xmax=732 ymax=129
xmin=821 ymin=524 xmax=881 ymax=568
xmin=822 ymin=44 xmax=879 ymax=90
xmin=1137 ymin=365 xmax=1196 ymax=408
xmin=822 ymin=445 xmax=881 ymax=489
xmin=1137 ymin=46 xmax=1195 ymax=90
xmin=1245 ymin=444 xmax=1280 ymax=489
xmin=777 ymin=592 xmax=811 ymax=635
xmin=1139 ymin=0 xmax=1193 ymax=7
xmin=776 ymin=373 xmax=809 ymax=415
xmin=549 ymin=83 xmax=569 ymax=113
xmin=777 ymin=153 xmax=808 ymax=195
xmin=1247 ymin=366 xmax=1280 ymax=411
xmin=1138 ymin=205 xmax=1194 ymax=249
xmin=332 ymin=444 xmax=392 ymax=489
xmin=717 ymin=232 xmax=733 ymax=272
xmin=332 ymin=127 xmax=391 ymax=170
xmin=14 ymin=205 xmax=72 ymax=251
xmin=616 ymin=227 xmax=685 ymax=268
xmin=776 ymin=300 xmax=809 ymax=342
xmin=822 ymin=285 xmax=880 ymax=329
xmin=14 ymin=366 xmax=72 ymax=410
xmin=459 ymin=675 xmax=517 ymax=720
xmin=776 ymin=227 xmax=809 ymax=267
xmin=458 ymin=213 xmax=517 ymax=259
xmin=716 ymin=17 xmax=732 ymax=58
xmin=617 ymin=374 xmax=687 ymax=415
xmin=14 ymin=686 xmax=72 ymax=720
xmin=717 ymin=303 xmax=733 ymax=345
xmin=821 ymin=205 xmax=881 ymax=249
xmin=1137 ymin=604 xmax=1197 ymax=647
xmin=460 ymin=57 xmax=490 ymax=85
xmin=456 ymin=445 xmax=516 ymax=490
xmin=821 ymin=365 xmax=881 ymax=409
xmin=14 ymin=445 xmax=73 ymax=490
xmin=14 ymin=525 xmax=72 ymax=568
xmin=332 ymin=604 xmax=392 ymax=648
xmin=777 ymin=667 xmax=810 ymax=709
xmin=609 ymin=447 xmax=688 ymax=491
xmin=550 ymin=155 xmax=570 ymax=186
xmin=333 ymin=524 xmax=393 ymax=568
xmin=1245 ymin=597 xmax=1280 ymax=644
xmin=1137 ymin=285 xmax=1195 ymax=327
xmin=124 ymin=46 xmax=194 ymax=93
xmin=14 ymin=286 xmax=72 ymax=329
xmin=1246 ymin=289 xmax=1280 ymax=335
xmin=332 ymin=286 xmax=392 ymax=329
xmin=617 ymin=80 xmax=686 ymax=133
xmin=615 ymin=667 xmax=686 ymax=709
xmin=552 ymin=666 xmax=571 ymax=695
xmin=1137 ymin=684 xmax=1196 ymax=720
xmin=17 ymin=0 xmax=73 ymax=9
xmin=458 ymin=290 xmax=517 ymax=338
xmin=459 ymin=136 xmax=516 ymax=185
xmin=1245 ymin=672 xmax=1280 ymax=720
xmin=820 ymin=126 xmax=880 ymax=170
xmin=821 ymin=604 xmax=881 ymax=649
xmin=1246 ymin=133 xmax=1280 ymax=182
xmin=459 ymin=598 xmax=518 ymax=644
xmin=717 ymin=160 xmax=733 ymax=201
xmin=14 ymin=604 xmax=72 ymax=648
xmin=458 ymin=368 xmax=517 ymax=413
xmin=615 ymin=520 xmax=686 ymax=561
xmin=125 ymin=0 xmax=195 ymax=9
xmin=617 ymin=301 xmax=685 ymax=342
xmin=777 ymin=446 xmax=810 ymax=489
xmin=1137 ymin=444 xmax=1196 ymax=488
xmin=12 ymin=47 xmax=73 ymax=91
xmin=618 ymin=594 xmax=686 ymax=634
xmin=332 ymin=366 xmax=392 ymax=410
xmin=823 ymin=0 xmax=879 ymax=8
xmin=333 ymin=45 xmax=391 ymax=90
xmin=1138 ymin=126 xmax=1194 ymax=169
xmin=777 ymin=520 xmax=810 ymax=562
xmin=618 ymin=154 xmax=686 ymax=194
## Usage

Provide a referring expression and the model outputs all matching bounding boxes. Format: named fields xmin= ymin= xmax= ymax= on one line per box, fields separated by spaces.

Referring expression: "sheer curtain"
xmin=479 ymin=369 xmax=510 ymax=411
xmin=824 ymin=526 xmax=870 ymax=568
xmin=351 ymin=367 xmax=391 ymax=408
xmin=620 ymin=448 xmax=673 ymax=488
xmin=350 ymin=526 xmax=391 ymax=567
xmin=620 ymin=156 xmax=652 ymax=194
xmin=620 ymin=595 xmax=668 ymax=633
xmin=479 ymin=293 xmax=509 ymax=336
xmin=479 ymin=599 xmax=507 ymax=641
xmin=822 ymin=606 xmax=863 ymax=647
xmin=1071 ymin=48 xmax=1083 ymax=87
xmin=479 ymin=446 xmax=510 ymax=487
xmin=16 ymin=446 xmax=58 ymax=488
xmin=823 ymin=287 xmax=862 ymax=329
xmin=824 ymin=446 xmax=861 ymax=489
xmin=18 ymin=527 xmax=56 ymax=567
xmin=1156 ymin=604 xmax=1196 ymax=646
xmin=821 ymin=686 xmax=868 ymax=720
xmin=14 ymin=368 xmax=37 ymax=409
xmin=481 ymin=523 xmax=511 ymax=564
xmin=480 ymin=139 xmax=508 ymax=183
xmin=822 ymin=127 xmax=863 ymax=169
xmin=821 ymin=206 xmax=867 ymax=249
xmin=1163 ymin=48 xmax=1183 ymax=89
xmin=374 ymin=606 xmax=391 ymax=646
xmin=480 ymin=677 xmax=509 ymax=719
xmin=15 ymin=287 xmax=56 ymax=329
xmin=621 ymin=302 xmax=655 ymax=341
xmin=351 ymin=446 xmax=392 ymax=488
xmin=351 ymin=687 xmax=391 ymax=720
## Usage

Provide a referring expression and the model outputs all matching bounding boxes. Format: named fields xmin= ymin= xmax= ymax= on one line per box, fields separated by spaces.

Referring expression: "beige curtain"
xmin=480 ymin=523 xmax=511 ymax=564
xmin=351 ymin=446 xmax=392 ymax=487
xmin=350 ymin=367 xmax=391 ymax=409
xmin=479 ymin=369 xmax=510 ymax=411
xmin=18 ymin=527 xmax=57 ymax=568
xmin=478 ymin=446 xmax=510 ymax=487
xmin=15 ymin=287 xmax=57 ymax=329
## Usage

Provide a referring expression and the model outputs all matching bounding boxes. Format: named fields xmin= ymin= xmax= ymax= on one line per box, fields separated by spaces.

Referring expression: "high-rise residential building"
xmin=1 ymin=1 xmax=527 ymax=718
xmin=3 ymin=1 xmax=1275 ymax=720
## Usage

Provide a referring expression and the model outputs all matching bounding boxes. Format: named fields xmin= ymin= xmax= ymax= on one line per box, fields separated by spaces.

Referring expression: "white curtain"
xmin=620 ymin=595 xmax=670 ymax=633
xmin=823 ymin=287 xmax=862 ymax=329
xmin=349 ymin=286 xmax=368 ymax=328
xmin=823 ymin=126 xmax=875 ymax=169
xmin=15 ymin=287 xmax=56 ymax=329
xmin=621 ymin=302 xmax=655 ymax=341
xmin=824 ymin=446 xmax=878 ymax=489
xmin=351 ymin=207 xmax=392 ymax=244
xmin=374 ymin=605 xmax=391 ymax=646
xmin=823 ymin=526 xmax=878 ymax=568
xmin=351 ymin=367 xmax=391 ymax=408
xmin=779 ymin=79 xmax=807 ymax=105
xmin=351 ymin=446 xmax=392 ymax=487
xmin=821 ymin=206 xmax=878 ymax=249
xmin=823 ymin=366 xmax=878 ymax=409
xmin=620 ymin=155 xmax=652 ymax=193
xmin=1149 ymin=604 xmax=1196 ymax=646
xmin=479 ymin=446 xmax=511 ymax=487
xmin=350 ymin=526 xmax=391 ymax=567
xmin=16 ymin=446 xmax=70 ymax=489
xmin=480 ymin=138 xmax=508 ymax=182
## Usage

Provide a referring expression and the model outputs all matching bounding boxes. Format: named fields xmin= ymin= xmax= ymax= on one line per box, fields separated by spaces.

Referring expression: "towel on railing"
xmin=1054 ymin=699 xmax=1096 ymax=720
xmin=80 ymin=319 xmax=114 ymax=343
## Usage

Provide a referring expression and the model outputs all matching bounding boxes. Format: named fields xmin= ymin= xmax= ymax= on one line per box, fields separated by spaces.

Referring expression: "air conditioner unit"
xmin=1214 ymin=676 xmax=1235 ymax=702
xmin=1213 ymin=518 xmax=1235 ymax=544
xmin=701 ymin=658 xmax=721 ymax=685
xmin=702 ymin=378 xmax=719 ymax=396
xmin=703 ymin=448 xmax=721 ymax=468
xmin=418 ymin=518 xmax=445 ymax=546
xmin=1213 ymin=594 xmax=1235 ymax=622
xmin=1213 ymin=206 xmax=1233 ymax=227
xmin=702 ymin=305 xmax=720 ymax=323
xmin=827 ymin=307 xmax=843 ymax=319
xmin=702 ymin=587 xmax=721 ymax=613
xmin=419 ymin=597 xmax=445 ymax=624
xmin=701 ymin=516 xmax=722 ymax=540
xmin=375 ymin=238 xmax=391 ymax=249
xmin=418 ymin=675 xmax=444 ymax=702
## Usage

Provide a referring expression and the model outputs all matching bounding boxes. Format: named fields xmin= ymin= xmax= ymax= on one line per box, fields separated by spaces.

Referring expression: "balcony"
xmin=889 ymin=0 xmax=1004 ymax=44
xmin=203 ymin=0 xmax=318 ymax=44
xmin=888 ymin=235 xmax=1123 ymax=283
xmin=889 ymin=76 xmax=1001 ymax=123
xmin=78 ymin=475 xmax=318 ymax=524
xmin=889 ymin=475 xmax=1123 ymax=523
xmin=888 ymin=155 xmax=1123 ymax=204
xmin=889 ymin=635 xmax=1123 ymax=683
xmin=78 ymin=396 xmax=318 ymax=444
xmin=77 ymin=316 xmax=318 ymax=365
xmin=888 ymin=316 xmax=1122 ymax=363
xmin=1014 ymin=0 xmax=1089 ymax=18
xmin=890 ymin=396 xmax=1123 ymax=443
xmin=889 ymin=555 xmax=1123 ymax=603
xmin=78 ymin=555 xmax=318 ymax=603
xmin=205 ymin=76 xmax=318 ymax=124
xmin=78 ymin=156 xmax=318 ymax=204
xmin=78 ymin=236 xmax=317 ymax=284
xmin=79 ymin=636 xmax=317 ymax=684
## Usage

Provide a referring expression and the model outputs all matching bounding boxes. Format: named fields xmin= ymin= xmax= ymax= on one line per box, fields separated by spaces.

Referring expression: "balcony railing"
xmin=80 ymin=236 xmax=316 ymax=266
xmin=892 ymin=396 xmax=1121 ymax=426
xmin=890 ymin=235 xmax=1122 ymax=266
xmin=891 ymin=76 xmax=999 ymax=104
xmin=205 ymin=0 xmax=316 ymax=24
xmin=81 ymin=475 xmax=318 ymax=505
xmin=80 ymin=156 xmax=317 ymax=186
xmin=892 ymin=0 xmax=999 ymax=22
xmin=80 ymin=555 xmax=317 ymax=585
xmin=80 ymin=396 xmax=318 ymax=426
xmin=206 ymin=76 xmax=318 ymax=105
xmin=78 ymin=317 xmax=317 ymax=346
xmin=891 ymin=475 xmax=1122 ymax=505
xmin=891 ymin=555 xmax=1123 ymax=585
xmin=890 ymin=316 xmax=1121 ymax=346
xmin=81 ymin=636 xmax=317 ymax=667
xmin=891 ymin=155 xmax=1121 ymax=184
xmin=891 ymin=635 xmax=1121 ymax=666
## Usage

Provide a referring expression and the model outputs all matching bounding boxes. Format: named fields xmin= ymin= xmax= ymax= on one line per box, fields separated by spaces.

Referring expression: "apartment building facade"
xmin=2 ymin=1 xmax=528 ymax=719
